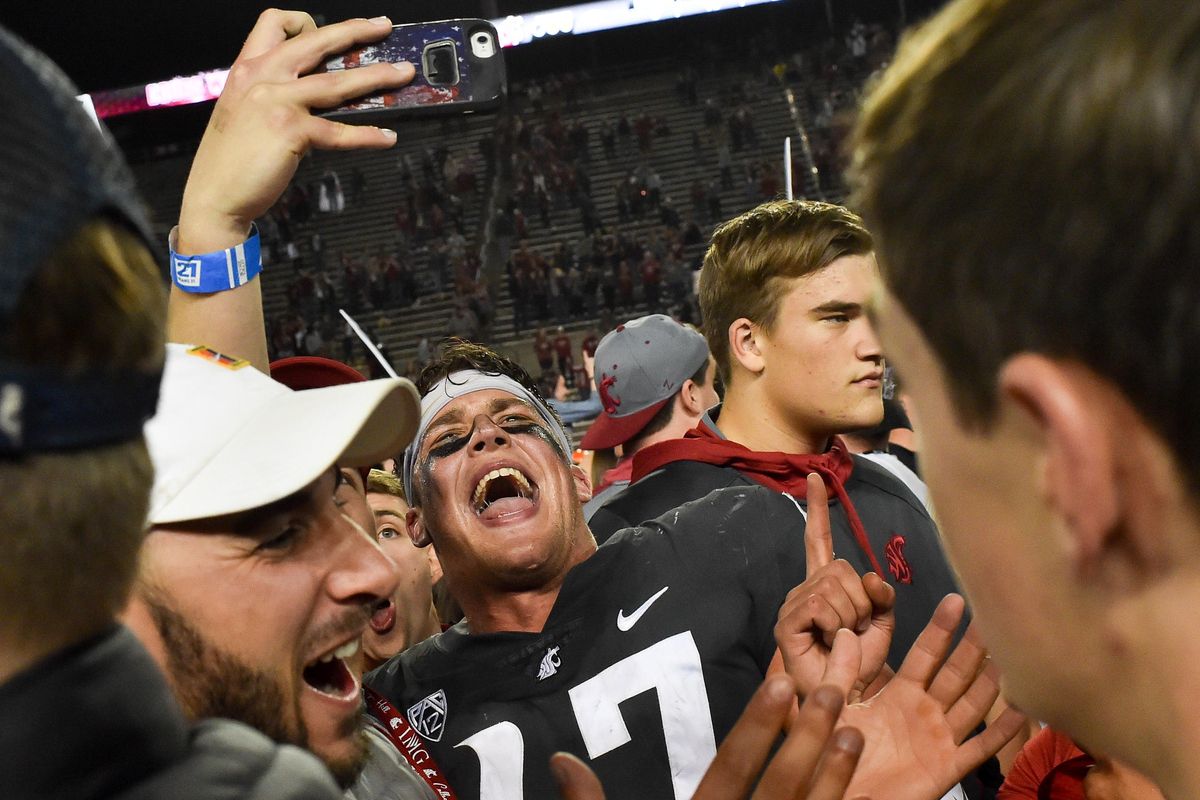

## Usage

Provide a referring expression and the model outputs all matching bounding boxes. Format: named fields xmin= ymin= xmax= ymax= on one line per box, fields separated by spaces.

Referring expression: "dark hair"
xmin=851 ymin=0 xmax=1200 ymax=492
xmin=630 ymin=357 xmax=711 ymax=446
xmin=416 ymin=338 xmax=567 ymax=439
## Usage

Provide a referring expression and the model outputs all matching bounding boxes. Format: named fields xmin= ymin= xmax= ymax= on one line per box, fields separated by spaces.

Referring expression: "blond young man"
xmin=588 ymin=201 xmax=962 ymax=681
xmin=363 ymin=469 xmax=441 ymax=670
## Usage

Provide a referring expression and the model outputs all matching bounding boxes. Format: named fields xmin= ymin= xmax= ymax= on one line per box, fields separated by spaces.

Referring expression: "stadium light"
xmin=83 ymin=0 xmax=786 ymax=119
xmin=495 ymin=0 xmax=787 ymax=47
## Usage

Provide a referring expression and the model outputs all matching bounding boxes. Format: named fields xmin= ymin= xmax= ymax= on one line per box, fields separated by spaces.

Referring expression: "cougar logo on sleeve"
xmin=885 ymin=534 xmax=913 ymax=585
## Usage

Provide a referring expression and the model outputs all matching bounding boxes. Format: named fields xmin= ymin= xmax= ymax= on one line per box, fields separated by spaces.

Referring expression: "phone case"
xmin=321 ymin=19 xmax=506 ymax=119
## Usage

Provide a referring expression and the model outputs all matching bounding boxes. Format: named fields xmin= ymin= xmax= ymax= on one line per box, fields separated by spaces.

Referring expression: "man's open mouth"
xmin=471 ymin=466 xmax=537 ymax=516
xmin=301 ymin=639 xmax=360 ymax=699
xmin=369 ymin=599 xmax=396 ymax=635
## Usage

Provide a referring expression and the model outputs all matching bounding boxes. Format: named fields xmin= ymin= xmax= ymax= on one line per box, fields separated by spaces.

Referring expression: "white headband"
xmin=401 ymin=369 xmax=572 ymax=502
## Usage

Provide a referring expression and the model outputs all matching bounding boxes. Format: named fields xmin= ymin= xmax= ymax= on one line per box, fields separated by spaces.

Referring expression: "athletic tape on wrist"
xmin=169 ymin=224 xmax=262 ymax=293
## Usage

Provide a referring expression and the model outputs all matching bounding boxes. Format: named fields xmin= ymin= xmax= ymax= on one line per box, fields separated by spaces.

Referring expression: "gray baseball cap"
xmin=581 ymin=314 xmax=709 ymax=450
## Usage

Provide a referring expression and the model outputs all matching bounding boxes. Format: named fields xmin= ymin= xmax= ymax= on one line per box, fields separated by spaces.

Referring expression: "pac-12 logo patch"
xmin=408 ymin=690 xmax=448 ymax=742
xmin=173 ymin=255 xmax=202 ymax=288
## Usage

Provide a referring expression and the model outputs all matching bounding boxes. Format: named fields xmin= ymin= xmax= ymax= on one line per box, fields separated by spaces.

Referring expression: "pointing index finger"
xmin=895 ymin=593 xmax=966 ymax=688
xmin=805 ymin=473 xmax=835 ymax=576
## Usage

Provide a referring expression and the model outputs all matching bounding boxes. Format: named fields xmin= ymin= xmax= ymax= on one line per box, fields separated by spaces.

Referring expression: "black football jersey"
xmin=589 ymin=456 xmax=963 ymax=670
xmin=366 ymin=485 xmax=809 ymax=800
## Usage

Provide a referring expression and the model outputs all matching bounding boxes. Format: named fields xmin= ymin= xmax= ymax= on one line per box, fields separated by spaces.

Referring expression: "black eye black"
xmin=429 ymin=432 xmax=467 ymax=458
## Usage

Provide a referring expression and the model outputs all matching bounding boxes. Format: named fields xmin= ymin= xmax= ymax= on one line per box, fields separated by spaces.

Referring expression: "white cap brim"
xmin=148 ymin=345 xmax=419 ymax=525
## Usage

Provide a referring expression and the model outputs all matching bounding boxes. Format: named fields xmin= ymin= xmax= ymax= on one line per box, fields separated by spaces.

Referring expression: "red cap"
xmin=270 ymin=356 xmax=366 ymax=389
xmin=580 ymin=395 xmax=671 ymax=451
xmin=269 ymin=356 xmax=373 ymax=483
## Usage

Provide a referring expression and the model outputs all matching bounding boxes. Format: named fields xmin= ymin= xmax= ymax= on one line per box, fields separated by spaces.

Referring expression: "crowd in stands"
xmin=497 ymin=35 xmax=861 ymax=348
xmin=506 ymin=224 xmax=701 ymax=332
xmin=260 ymin=130 xmax=493 ymax=368
xmin=16 ymin=3 xmax=1198 ymax=800
xmin=253 ymin=19 xmax=894 ymax=381
xmin=776 ymin=20 xmax=895 ymax=198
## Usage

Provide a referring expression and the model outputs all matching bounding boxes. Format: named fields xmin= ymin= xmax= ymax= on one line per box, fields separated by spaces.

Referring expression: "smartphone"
xmin=321 ymin=19 xmax=505 ymax=119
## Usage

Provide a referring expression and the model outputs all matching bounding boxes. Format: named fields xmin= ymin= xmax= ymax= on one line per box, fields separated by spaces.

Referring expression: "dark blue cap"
xmin=0 ymin=25 xmax=162 ymax=455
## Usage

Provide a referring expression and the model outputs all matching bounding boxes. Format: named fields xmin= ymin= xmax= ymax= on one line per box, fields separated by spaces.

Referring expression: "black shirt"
xmin=0 ymin=625 xmax=339 ymax=800
xmin=368 ymin=486 xmax=809 ymax=800
xmin=589 ymin=449 xmax=962 ymax=672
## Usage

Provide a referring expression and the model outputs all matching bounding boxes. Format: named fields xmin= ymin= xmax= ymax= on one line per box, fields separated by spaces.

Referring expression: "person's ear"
xmin=406 ymin=507 xmax=431 ymax=548
xmin=678 ymin=379 xmax=704 ymax=416
xmin=728 ymin=318 xmax=765 ymax=375
xmin=426 ymin=546 xmax=444 ymax=585
xmin=1000 ymin=355 xmax=1121 ymax=569
xmin=570 ymin=463 xmax=593 ymax=503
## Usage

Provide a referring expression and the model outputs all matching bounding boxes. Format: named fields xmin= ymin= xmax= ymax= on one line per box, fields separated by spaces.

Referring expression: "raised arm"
xmin=168 ymin=10 xmax=413 ymax=370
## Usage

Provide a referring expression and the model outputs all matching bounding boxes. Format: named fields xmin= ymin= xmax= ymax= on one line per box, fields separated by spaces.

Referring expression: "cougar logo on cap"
xmin=597 ymin=373 xmax=620 ymax=414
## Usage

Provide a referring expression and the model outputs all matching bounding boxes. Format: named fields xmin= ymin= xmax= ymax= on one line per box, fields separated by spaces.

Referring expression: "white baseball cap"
xmin=146 ymin=343 xmax=419 ymax=525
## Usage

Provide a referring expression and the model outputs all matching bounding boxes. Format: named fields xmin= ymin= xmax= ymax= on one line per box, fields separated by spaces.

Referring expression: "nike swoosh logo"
xmin=616 ymin=585 xmax=669 ymax=631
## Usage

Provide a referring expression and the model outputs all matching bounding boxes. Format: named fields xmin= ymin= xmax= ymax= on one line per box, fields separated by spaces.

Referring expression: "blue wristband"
xmin=169 ymin=224 xmax=262 ymax=293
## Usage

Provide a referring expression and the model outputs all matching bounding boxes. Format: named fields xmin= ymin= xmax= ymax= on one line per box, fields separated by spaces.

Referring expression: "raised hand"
xmin=170 ymin=10 xmax=415 ymax=368
xmin=834 ymin=594 xmax=1028 ymax=800
xmin=551 ymin=649 xmax=865 ymax=800
xmin=178 ymin=10 xmax=413 ymax=255
xmin=774 ymin=473 xmax=896 ymax=698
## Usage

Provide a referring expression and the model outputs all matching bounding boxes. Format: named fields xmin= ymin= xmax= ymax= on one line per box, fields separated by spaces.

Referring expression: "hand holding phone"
xmin=178 ymin=12 xmax=407 ymax=256
xmin=321 ymin=19 xmax=506 ymax=119
xmin=174 ymin=10 xmax=411 ymax=370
